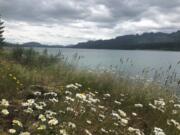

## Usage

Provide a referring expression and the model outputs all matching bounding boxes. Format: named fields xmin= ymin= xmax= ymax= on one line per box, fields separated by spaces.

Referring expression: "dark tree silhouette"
xmin=0 ymin=16 xmax=4 ymax=47
xmin=70 ymin=31 xmax=180 ymax=50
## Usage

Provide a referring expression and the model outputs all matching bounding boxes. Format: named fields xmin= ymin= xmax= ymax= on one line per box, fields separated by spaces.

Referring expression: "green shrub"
xmin=9 ymin=47 xmax=60 ymax=68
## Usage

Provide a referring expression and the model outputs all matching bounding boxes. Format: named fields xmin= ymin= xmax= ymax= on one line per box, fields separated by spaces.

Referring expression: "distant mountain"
xmin=4 ymin=42 xmax=64 ymax=48
xmin=22 ymin=42 xmax=64 ymax=48
xmin=68 ymin=31 xmax=180 ymax=50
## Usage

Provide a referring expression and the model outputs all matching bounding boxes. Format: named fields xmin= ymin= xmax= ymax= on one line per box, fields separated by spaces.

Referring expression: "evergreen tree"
xmin=0 ymin=16 xmax=4 ymax=46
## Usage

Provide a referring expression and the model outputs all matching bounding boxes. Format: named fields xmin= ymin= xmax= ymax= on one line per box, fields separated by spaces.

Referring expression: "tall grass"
xmin=0 ymin=47 xmax=176 ymax=99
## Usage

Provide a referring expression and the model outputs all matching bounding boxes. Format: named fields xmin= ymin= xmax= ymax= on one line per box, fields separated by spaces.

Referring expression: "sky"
xmin=0 ymin=0 xmax=180 ymax=45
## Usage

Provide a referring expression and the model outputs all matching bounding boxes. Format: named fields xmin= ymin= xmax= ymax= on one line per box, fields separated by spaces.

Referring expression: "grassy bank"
xmin=0 ymin=48 xmax=180 ymax=135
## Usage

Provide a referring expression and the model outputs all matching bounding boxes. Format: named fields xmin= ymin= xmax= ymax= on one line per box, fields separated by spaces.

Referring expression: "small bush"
xmin=9 ymin=47 xmax=60 ymax=68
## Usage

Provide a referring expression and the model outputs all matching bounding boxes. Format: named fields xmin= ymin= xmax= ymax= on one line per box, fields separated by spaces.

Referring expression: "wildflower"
xmin=90 ymin=107 xmax=96 ymax=112
xmin=76 ymin=93 xmax=86 ymax=101
xmin=33 ymin=91 xmax=41 ymax=96
xmin=98 ymin=105 xmax=105 ymax=109
xmin=1 ymin=99 xmax=9 ymax=107
xmin=87 ymin=97 xmax=100 ymax=104
xmin=149 ymin=103 xmax=157 ymax=109
xmin=38 ymin=102 xmax=47 ymax=107
xmin=114 ymin=122 xmax=119 ymax=126
xmin=38 ymin=114 xmax=46 ymax=122
xmin=120 ymin=118 xmax=128 ymax=126
xmin=85 ymin=129 xmax=92 ymax=135
xmin=172 ymin=110 xmax=178 ymax=115
xmin=154 ymin=99 xmax=165 ymax=108
xmin=66 ymin=107 xmax=74 ymax=112
xmin=167 ymin=119 xmax=180 ymax=130
xmin=59 ymin=110 xmax=65 ymax=114
xmin=60 ymin=129 xmax=68 ymax=135
xmin=45 ymin=110 xmax=57 ymax=119
xmin=101 ymin=128 xmax=108 ymax=134
xmin=150 ymin=99 xmax=166 ymax=112
xmin=114 ymin=100 xmax=121 ymax=105
xmin=79 ymin=105 xmax=86 ymax=114
xmin=49 ymin=92 xmax=58 ymax=97
xmin=68 ymin=122 xmax=76 ymax=129
xmin=44 ymin=92 xmax=58 ymax=97
xmin=99 ymin=114 xmax=105 ymax=119
xmin=19 ymin=132 xmax=30 ymax=135
xmin=8 ymin=129 xmax=16 ymax=134
xmin=153 ymin=127 xmax=166 ymax=135
xmin=98 ymin=118 xmax=103 ymax=122
xmin=24 ymin=107 xmax=33 ymax=114
xmin=1 ymin=109 xmax=9 ymax=115
xmin=86 ymin=120 xmax=92 ymax=124
xmin=169 ymin=100 xmax=174 ymax=103
xmin=13 ymin=76 xmax=17 ymax=80
xmin=88 ymin=92 xmax=96 ymax=97
xmin=128 ymin=127 xmax=144 ymax=135
xmin=65 ymin=90 xmax=72 ymax=95
xmin=49 ymin=97 xmax=59 ymax=103
xmin=13 ymin=119 xmax=23 ymax=127
xmin=120 ymin=93 xmax=125 ymax=97
xmin=34 ymin=103 xmax=43 ymax=110
xmin=104 ymin=93 xmax=111 ymax=98
xmin=95 ymin=91 xmax=99 ymax=94
xmin=37 ymin=125 xmax=46 ymax=130
xmin=174 ymin=104 xmax=180 ymax=109
xmin=128 ymin=127 xmax=137 ymax=132
xmin=66 ymin=84 xmax=78 ymax=89
xmin=132 ymin=112 xmax=137 ymax=116
xmin=111 ymin=112 xmax=121 ymax=119
xmin=134 ymin=104 xmax=143 ymax=108
xmin=48 ymin=118 xmax=58 ymax=126
xmin=65 ymin=96 xmax=75 ymax=102
xmin=118 ymin=109 xmax=127 ymax=117
xmin=75 ymin=83 xmax=82 ymax=87
xmin=22 ymin=99 xmax=35 ymax=107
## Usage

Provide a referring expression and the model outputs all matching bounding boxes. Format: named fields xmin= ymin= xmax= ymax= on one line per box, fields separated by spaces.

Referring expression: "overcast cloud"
xmin=0 ymin=0 xmax=180 ymax=45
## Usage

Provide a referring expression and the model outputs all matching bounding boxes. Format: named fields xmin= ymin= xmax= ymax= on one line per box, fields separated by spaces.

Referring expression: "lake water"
xmin=35 ymin=48 xmax=180 ymax=86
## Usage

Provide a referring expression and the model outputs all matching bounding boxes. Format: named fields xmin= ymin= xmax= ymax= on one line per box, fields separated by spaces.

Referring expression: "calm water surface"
xmin=35 ymin=48 xmax=180 ymax=85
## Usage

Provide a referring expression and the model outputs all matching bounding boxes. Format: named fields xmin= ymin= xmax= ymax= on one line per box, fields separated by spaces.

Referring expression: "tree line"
xmin=0 ymin=15 xmax=4 ymax=47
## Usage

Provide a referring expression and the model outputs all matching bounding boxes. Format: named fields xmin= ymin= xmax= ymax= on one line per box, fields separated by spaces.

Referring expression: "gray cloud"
xmin=0 ymin=0 xmax=180 ymax=44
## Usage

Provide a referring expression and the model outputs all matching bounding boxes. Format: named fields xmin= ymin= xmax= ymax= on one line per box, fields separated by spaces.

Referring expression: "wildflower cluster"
xmin=0 ymin=83 xmax=179 ymax=135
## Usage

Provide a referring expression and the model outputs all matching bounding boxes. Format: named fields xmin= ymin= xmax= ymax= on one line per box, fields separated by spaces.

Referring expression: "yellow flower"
xmin=13 ymin=76 xmax=17 ymax=80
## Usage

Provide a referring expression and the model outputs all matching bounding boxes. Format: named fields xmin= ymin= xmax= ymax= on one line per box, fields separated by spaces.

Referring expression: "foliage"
xmin=0 ymin=16 xmax=4 ymax=47
xmin=9 ymin=47 xmax=61 ymax=68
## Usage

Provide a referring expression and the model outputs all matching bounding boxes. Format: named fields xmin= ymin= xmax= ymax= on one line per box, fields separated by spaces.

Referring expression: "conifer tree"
xmin=0 ymin=16 xmax=5 ymax=46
